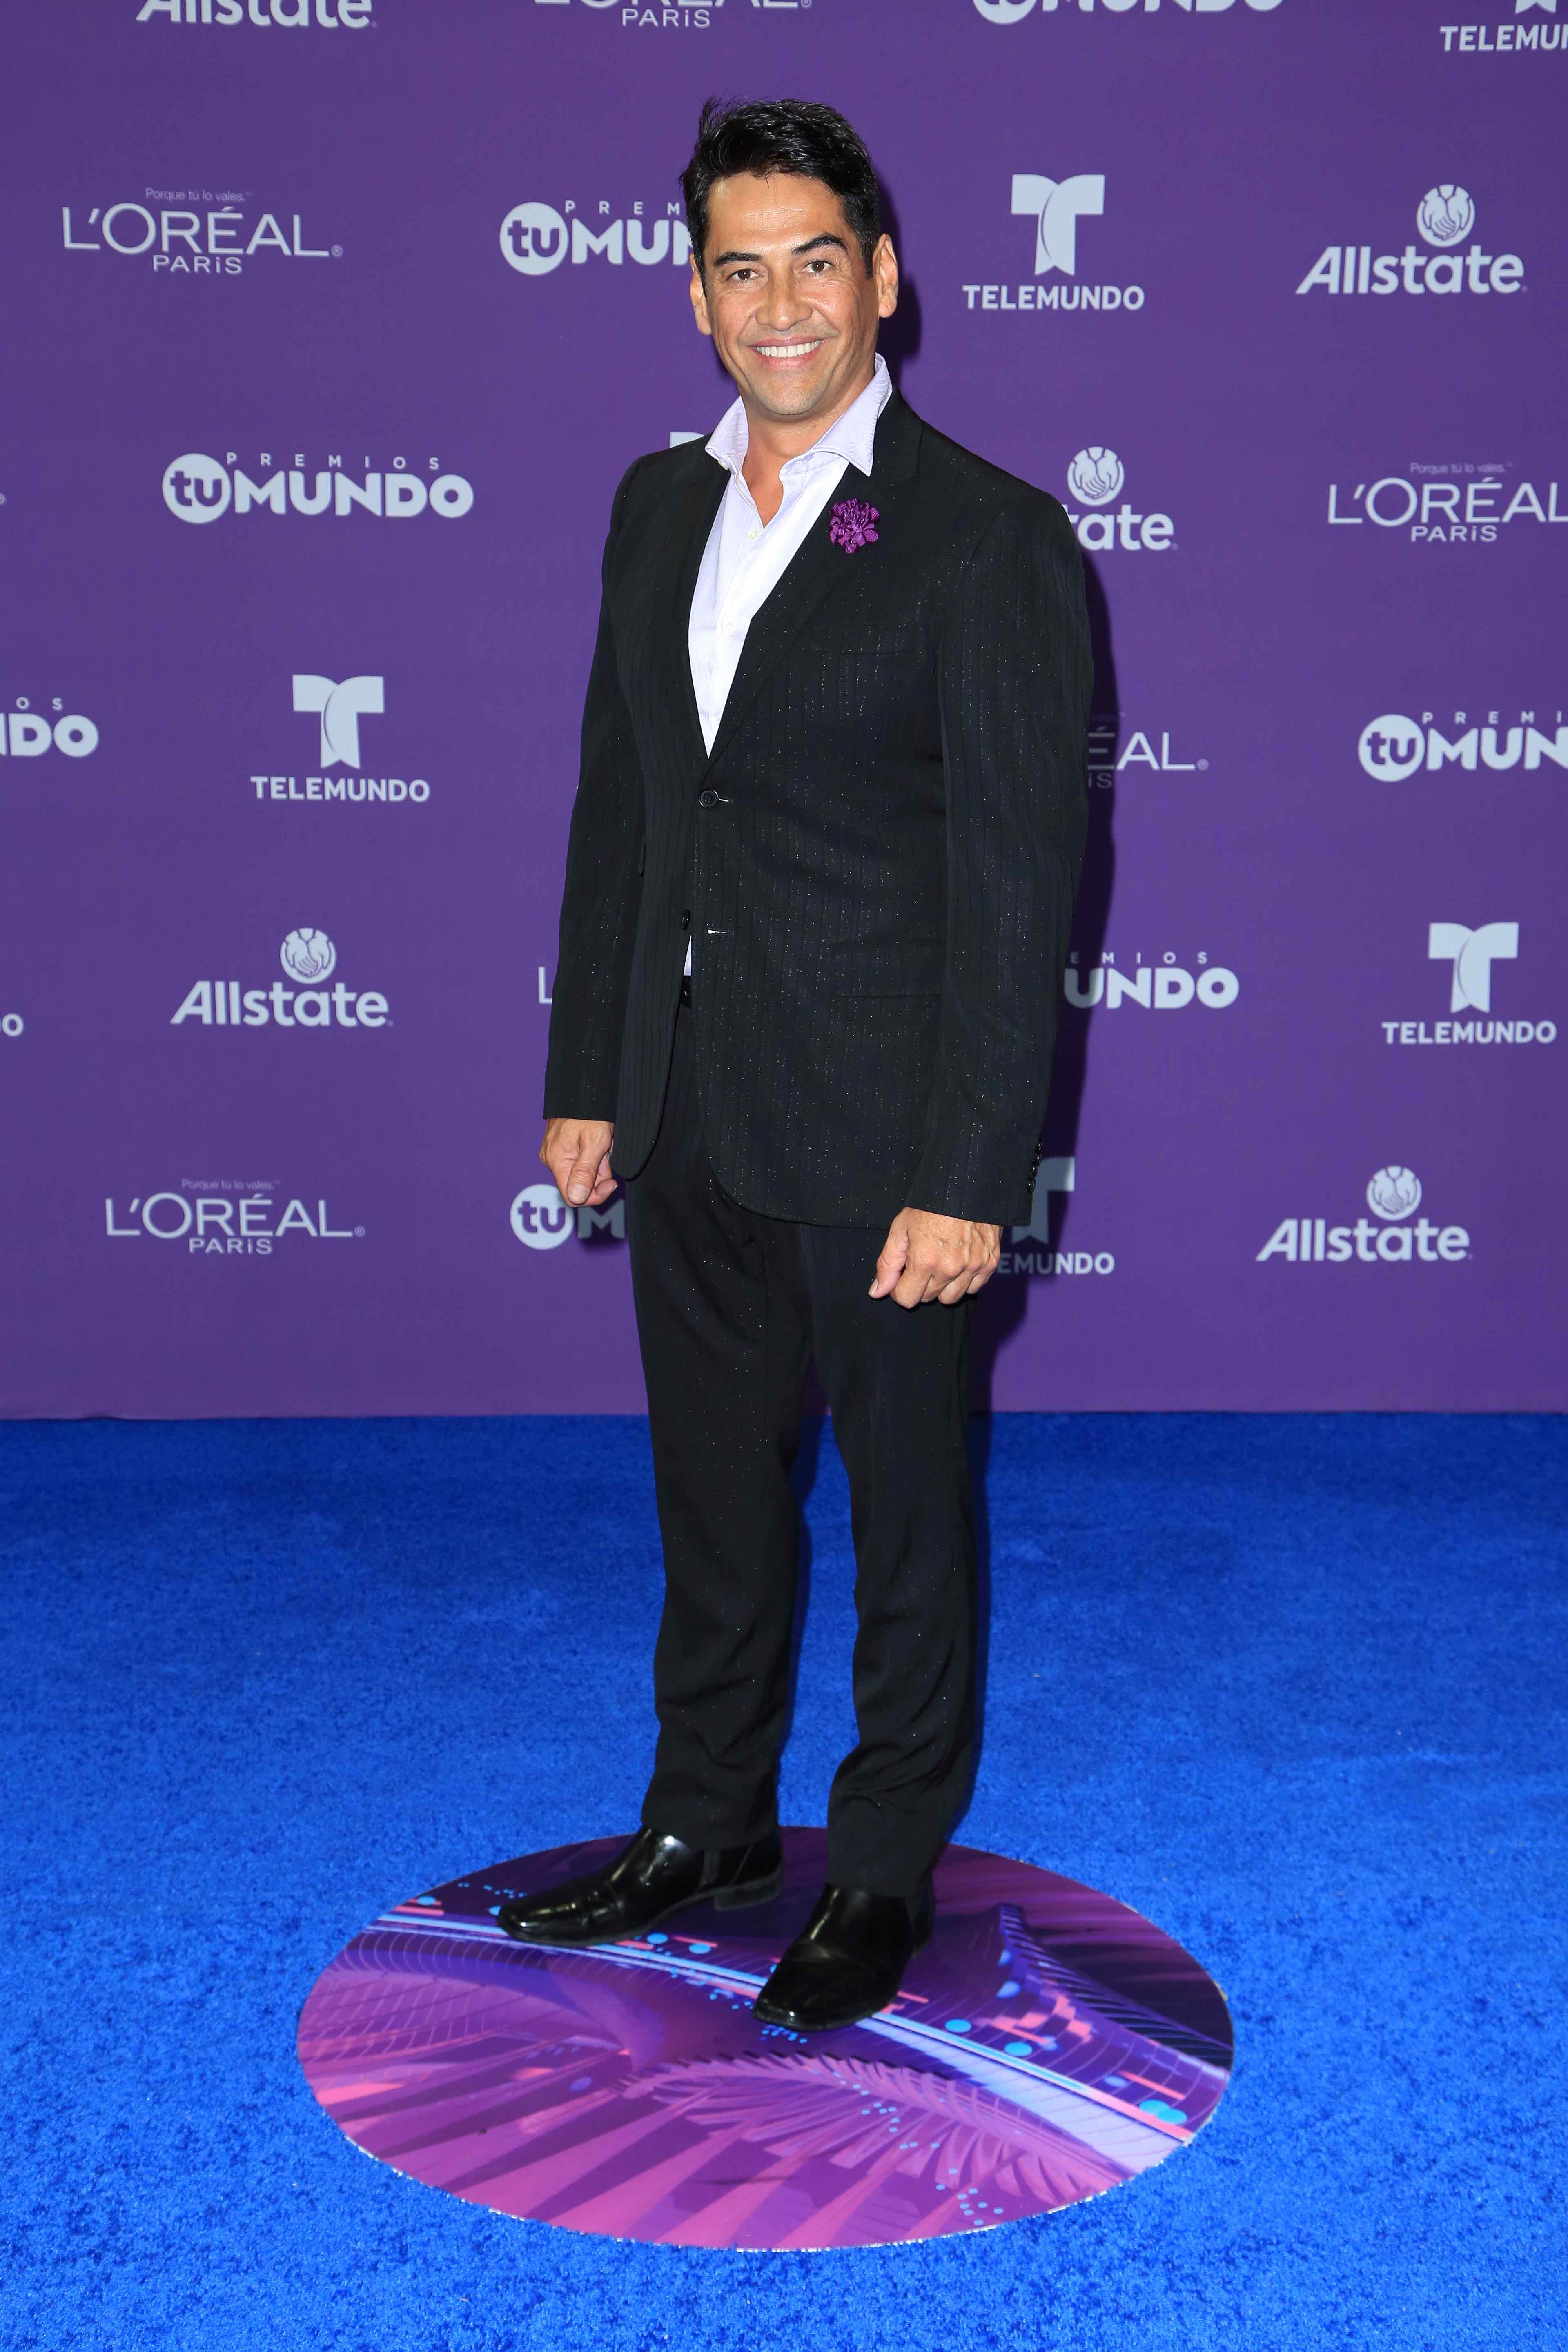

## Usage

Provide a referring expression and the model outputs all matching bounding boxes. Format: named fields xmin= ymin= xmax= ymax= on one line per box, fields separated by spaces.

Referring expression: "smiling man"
xmin=502 ymin=100 xmax=1090 ymax=2031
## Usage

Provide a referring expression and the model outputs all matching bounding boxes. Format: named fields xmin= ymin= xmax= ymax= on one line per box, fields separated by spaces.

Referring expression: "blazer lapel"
xmin=706 ymin=392 xmax=924 ymax=774
xmin=648 ymin=447 xmax=727 ymax=772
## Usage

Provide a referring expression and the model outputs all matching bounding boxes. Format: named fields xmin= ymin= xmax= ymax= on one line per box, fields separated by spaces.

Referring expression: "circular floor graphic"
xmin=298 ymin=1830 xmax=1232 ymax=2250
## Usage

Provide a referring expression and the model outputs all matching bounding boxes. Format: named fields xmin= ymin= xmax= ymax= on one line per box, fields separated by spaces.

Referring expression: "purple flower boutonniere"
xmin=828 ymin=497 xmax=879 ymax=554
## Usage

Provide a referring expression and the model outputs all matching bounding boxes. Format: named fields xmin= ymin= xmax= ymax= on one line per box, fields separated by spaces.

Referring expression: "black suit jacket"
xmin=543 ymin=390 xmax=1090 ymax=1229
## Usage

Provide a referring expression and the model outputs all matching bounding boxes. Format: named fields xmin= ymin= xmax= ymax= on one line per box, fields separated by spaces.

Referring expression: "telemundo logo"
xmin=963 ymin=175 xmax=1143 ymax=317
xmin=1439 ymin=14 xmax=1566 ymax=54
xmin=1431 ymin=922 xmax=1515 ymax=1016
xmin=1000 ymin=1157 xmax=1116 ymax=1281
xmin=256 ymin=672 xmax=428 ymax=808
xmin=293 ymin=675 xmax=382 ymax=768
xmin=163 ymin=453 xmax=474 ymax=523
xmin=1379 ymin=920 xmax=1555 ymax=1050
xmin=1012 ymin=174 xmax=1104 ymax=278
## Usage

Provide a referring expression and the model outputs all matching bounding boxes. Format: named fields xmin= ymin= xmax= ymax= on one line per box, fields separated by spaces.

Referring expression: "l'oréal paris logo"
xmin=1326 ymin=463 xmax=1566 ymax=545
xmin=63 ymin=197 xmax=339 ymax=274
xmin=105 ymin=1180 xmax=365 ymax=1256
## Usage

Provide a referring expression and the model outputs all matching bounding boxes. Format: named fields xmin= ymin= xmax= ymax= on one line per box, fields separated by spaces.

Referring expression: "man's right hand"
xmin=541 ymin=1117 xmax=617 ymax=1207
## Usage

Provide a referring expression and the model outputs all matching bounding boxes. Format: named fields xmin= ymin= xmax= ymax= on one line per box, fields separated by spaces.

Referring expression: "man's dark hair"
xmin=681 ymin=98 xmax=881 ymax=276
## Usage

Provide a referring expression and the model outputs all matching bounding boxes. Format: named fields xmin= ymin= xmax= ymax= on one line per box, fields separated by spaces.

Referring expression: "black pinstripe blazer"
xmin=543 ymin=390 xmax=1090 ymax=1229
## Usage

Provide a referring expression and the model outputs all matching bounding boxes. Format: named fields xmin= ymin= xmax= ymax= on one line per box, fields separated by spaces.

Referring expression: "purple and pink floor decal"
xmin=298 ymin=1830 xmax=1232 ymax=2250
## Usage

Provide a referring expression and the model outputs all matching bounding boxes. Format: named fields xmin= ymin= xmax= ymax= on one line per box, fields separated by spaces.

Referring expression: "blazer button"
xmin=698 ymin=789 xmax=718 ymax=809
xmin=680 ymin=909 xmax=692 ymax=931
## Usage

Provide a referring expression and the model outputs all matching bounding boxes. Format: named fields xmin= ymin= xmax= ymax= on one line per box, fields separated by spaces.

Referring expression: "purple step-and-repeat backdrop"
xmin=4 ymin=0 xmax=1564 ymax=1418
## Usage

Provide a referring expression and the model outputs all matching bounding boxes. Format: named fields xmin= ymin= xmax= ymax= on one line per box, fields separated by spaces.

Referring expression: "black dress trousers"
xmin=626 ymin=999 xmax=976 ymax=1901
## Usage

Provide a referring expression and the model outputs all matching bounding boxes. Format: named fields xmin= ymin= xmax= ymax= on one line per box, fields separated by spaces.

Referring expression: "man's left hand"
xmin=870 ymin=1209 xmax=1001 ymax=1310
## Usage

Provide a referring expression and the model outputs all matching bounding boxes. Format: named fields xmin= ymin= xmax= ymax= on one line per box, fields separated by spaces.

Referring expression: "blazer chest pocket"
xmin=797 ymin=630 xmax=922 ymax=661
xmin=830 ymin=936 xmax=944 ymax=997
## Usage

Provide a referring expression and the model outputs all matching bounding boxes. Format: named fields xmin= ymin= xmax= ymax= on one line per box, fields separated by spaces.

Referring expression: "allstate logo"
xmin=510 ymin=1184 xmax=574 ymax=1250
xmin=1417 ymin=186 xmax=1474 ymax=248
xmin=1358 ymin=715 xmax=1425 ymax=782
xmin=163 ymin=452 xmax=230 ymax=523
xmin=280 ymin=927 xmax=336 ymax=983
xmin=1067 ymin=447 xmax=1124 ymax=508
xmin=1366 ymin=1166 xmax=1421 ymax=1221
xmin=500 ymin=203 xmax=569 ymax=277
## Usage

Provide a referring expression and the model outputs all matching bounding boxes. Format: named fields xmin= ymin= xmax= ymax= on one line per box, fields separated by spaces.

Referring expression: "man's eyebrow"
xmin=711 ymin=233 xmax=850 ymax=269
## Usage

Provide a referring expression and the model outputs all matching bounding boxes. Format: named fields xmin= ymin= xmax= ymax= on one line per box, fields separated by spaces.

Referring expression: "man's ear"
xmin=873 ymin=234 xmax=899 ymax=322
xmin=689 ymin=258 xmax=713 ymax=340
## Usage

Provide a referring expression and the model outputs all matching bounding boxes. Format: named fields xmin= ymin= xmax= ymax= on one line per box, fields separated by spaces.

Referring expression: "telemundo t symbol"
xmin=1428 ymin=921 xmax=1517 ymax=1014
xmin=1011 ymin=174 xmax=1105 ymax=278
xmin=292 ymin=674 xmax=384 ymax=769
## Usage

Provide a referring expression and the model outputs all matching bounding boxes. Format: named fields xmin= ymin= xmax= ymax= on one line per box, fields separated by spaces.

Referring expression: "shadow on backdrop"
xmin=876 ymin=180 xmax=922 ymax=385
xmin=969 ymin=550 xmax=1119 ymax=1412
xmin=788 ymin=554 xmax=1118 ymax=1834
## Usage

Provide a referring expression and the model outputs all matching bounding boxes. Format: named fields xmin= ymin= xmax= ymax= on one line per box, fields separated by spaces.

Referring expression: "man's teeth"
xmin=755 ymin=341 xmax=822 ymax=358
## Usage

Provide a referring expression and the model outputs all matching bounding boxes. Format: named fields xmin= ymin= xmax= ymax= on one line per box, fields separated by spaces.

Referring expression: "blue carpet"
xmin=2 ymin=1413 xmax=1563 ymax=2352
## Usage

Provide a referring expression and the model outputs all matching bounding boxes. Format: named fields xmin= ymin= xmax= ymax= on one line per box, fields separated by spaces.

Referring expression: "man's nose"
xmin=754 ymin=276 xmax=810 ymax=333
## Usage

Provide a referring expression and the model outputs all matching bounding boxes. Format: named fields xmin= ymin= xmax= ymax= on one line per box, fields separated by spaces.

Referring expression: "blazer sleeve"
xmin=908 ymin=492 xmax=1091 ymax=1224
xmin=542 ymin=460 xmax=645 ymax=1122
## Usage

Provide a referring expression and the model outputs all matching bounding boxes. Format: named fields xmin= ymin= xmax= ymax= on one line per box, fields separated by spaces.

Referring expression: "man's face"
xmin=690 ymin=172 xmax=898 ymax=428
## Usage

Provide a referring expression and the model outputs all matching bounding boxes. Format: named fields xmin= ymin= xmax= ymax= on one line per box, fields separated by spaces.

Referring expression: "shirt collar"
xmin=706 ymin=352 xmax=893 ymax=484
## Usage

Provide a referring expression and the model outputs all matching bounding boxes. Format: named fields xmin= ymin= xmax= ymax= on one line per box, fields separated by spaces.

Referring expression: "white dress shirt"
xmin=683 ymin=354 xmax=892 ymax=971
xmin=688 ymin=352 xmax=891 ymax=753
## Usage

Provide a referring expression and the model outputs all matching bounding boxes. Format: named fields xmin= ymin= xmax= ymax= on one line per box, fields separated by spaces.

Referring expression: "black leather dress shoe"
xmin=497 ymin=1825 xmax=783 ymax=1948
xmin=752 ymin=1880 xmax=935 ymax=2032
